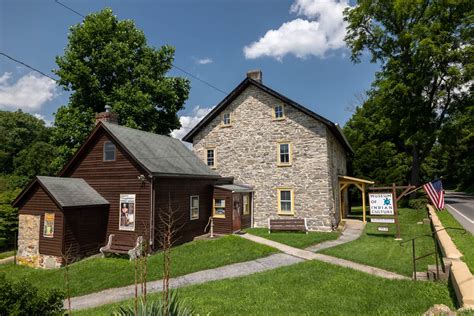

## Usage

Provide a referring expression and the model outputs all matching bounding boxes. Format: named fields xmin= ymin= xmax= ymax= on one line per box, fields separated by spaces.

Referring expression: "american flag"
xmin=423 ymin=179 xmax=445 ymax=210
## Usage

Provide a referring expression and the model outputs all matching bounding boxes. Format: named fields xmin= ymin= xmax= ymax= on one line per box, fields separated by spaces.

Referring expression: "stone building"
xmin=183 ymin=70 xmax=353 ymax=231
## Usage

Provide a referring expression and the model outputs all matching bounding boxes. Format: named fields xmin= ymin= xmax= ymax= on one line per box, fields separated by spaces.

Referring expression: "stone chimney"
xmin=95 ymin=105 xmax=119 ymax=125
xmin=247 ymin=69 xmax=262 ymax=83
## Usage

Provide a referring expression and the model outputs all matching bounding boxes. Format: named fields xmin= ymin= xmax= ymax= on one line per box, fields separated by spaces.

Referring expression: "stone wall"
xmin=17 ymin=214 xmax=40 ymax=267
xmin=193 ymin=85 xmax=347 ymax=231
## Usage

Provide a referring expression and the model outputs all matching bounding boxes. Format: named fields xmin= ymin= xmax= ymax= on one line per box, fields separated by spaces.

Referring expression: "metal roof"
xmin=102 ymin=122 xmax=220 ymax=178
xmin=214 ymin=184 xmax=254 ymax=193
xmin=182 ymin=77 xmax=353 ymax=154
xmin=37 ymin=176 xmax=109 ymax=208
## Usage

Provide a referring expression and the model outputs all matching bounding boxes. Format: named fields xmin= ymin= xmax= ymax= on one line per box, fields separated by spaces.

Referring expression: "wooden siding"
xmin=63 ymin=206 xmax=108 ymax=258
xmin=241 ymin=193 xmax=252 ymax=229
xmin=154 ymin=177 xmax=216 ymax=247
xmin=212 ymin=188 xmax=233 ymax=234
xmin=62 ymin=129 xmax=151 ymax=243
xmin=17 ymin=184 xmax=64 ymax=256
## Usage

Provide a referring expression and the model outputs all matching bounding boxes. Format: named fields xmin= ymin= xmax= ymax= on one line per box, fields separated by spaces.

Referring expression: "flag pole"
xmin=404 ymin=184 xmax=424 ymax=196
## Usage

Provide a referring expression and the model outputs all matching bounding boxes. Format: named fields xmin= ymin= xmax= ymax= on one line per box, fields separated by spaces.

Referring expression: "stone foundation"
xmin=17 ymin=214 xmax=40 ymax=267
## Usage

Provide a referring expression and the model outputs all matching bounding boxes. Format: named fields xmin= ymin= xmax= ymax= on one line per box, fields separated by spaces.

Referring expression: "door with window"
xmin=232 ymin=193 xmax=242 ymax=232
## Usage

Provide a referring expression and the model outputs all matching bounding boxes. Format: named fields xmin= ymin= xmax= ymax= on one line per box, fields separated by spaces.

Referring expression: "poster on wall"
xmin=119 ymin=194 xmax=136 ymax=231
xmin=369 ymin=193 xmax=394 ymax=215
xmin=43 ymin=213 xmax=55 ymax=238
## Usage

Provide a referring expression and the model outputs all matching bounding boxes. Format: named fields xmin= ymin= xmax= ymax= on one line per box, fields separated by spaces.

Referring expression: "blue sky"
xmin=0 ymin=0 xmax=379 ymax=139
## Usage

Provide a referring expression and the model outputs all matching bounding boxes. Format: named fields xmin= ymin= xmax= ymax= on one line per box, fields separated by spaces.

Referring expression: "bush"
xmin=0 ymin=273 xmax=64 ymax=315
xmin=408 ymin=198 xmax=428 ymax=210
xmin=113 ymin=292 xmax=193 ymax=316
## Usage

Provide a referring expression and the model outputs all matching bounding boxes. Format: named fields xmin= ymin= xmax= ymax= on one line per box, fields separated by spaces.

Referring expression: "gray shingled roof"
xmin=37 ymin=176 xmax=109 ymax=208
xmin=102 ymin=122 xmax=219 ymax=177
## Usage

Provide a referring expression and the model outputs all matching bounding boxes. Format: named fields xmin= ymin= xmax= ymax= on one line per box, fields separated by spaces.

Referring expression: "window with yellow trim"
xmin=277 ymin=189 xmax=294 ymax=215
xmin=222 ymin=113 xmax=231 ymax=126
xmin=213 ymin=198 xmax=226 ymax=218
xmin=207 ymin=149 xmax=215 ymax=168
xmin=243 ymin=194 xmax=250 ymax=215
xmin=274 ymin=104 xmax=285 ymax=119
xmin=277 ymin=142 xmax=292 ymax=166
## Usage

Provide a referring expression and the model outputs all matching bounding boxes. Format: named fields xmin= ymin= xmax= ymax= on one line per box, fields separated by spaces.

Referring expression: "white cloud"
xmin=33 ymin=113 xmax=53 ymax=126
xmin=171 ymin=105 xmax=213 ymax=141
xmin=196 ymin=58 xmax=213 ymax=65
xmin=0 ymin=72 xmax=57 ymax=111
xmin=243 ymin=0 xmax=349 ymax=60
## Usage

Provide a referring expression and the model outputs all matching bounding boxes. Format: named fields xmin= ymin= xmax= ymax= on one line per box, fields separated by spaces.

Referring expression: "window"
xmin=207 ymin=148 xmax=215 ymax=168
xmin=43 ymin=212 xmax=55 ymax=238
xmin=213 ymin=198 xmax=226 ymax=218
xmin=223 ymin=113 xmax=231 ymax=126
xmin=243 ymin=194 xmax=250 ymax=215
xmin=277 ymin=142 xmax=292 ymax=166
xmin=277 ymin=189 xmax=294 ymax=215
xmin=190 ymin=196 xmax=199 ymax=220
xmin=103 ymin=141 xmax=116 ymax=161
xmin=274 ymin=104 xmax=285 ymax=119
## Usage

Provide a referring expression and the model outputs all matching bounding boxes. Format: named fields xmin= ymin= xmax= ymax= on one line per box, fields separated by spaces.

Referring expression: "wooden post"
xmin=392 ymin=183 xmax=402 ymax=240
xmin=362 ymin=183 xmax=366 ymax=223
xmin=339 ymin=184 xmax=343 ymax=223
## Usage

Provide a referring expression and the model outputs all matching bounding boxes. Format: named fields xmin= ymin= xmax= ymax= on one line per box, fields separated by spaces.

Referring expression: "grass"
xmin=0 ymin=235 xmax=276 ymax=297
xmin=76 ymin=259 xmax=456 ymax=315
xmin=321 ymin=208 xmax=437 ymax=276
xmin=437 ymin=210 xmax=474 ymax=273
xmin=244 ymin=228 xmax=340 ymax=249
xmin=0 ymin=250 xmax=14 ymax=259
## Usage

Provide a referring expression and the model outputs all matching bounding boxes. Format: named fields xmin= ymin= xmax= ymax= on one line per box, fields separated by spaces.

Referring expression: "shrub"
xmin=113 ymin=292 xmax=193 ymax=316
xmin=0 ymin=273 xmax=64 ymax=315
xmin=408 ymin=198 xmax=428 ymax=210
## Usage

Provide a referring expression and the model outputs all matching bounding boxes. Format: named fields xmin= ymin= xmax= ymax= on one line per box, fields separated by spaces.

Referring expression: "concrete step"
xmin=414 ymin=271 xmax=429 ymax=281
xmin=427 ymin=265 xmax=450 ymax=281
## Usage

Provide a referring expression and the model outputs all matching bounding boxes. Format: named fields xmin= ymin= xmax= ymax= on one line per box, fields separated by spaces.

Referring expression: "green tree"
xmin=52 ymin=8 xmax=190 ymax=169
xmin=0 ymin=110 xmax=51 ymax=175
xmin=344 ymin=0 xmax=473 ymax=185
xmin=13 ymin=142 xmax=58 ymax=180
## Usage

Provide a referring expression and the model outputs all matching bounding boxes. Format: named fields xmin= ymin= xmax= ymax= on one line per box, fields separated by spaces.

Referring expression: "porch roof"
xmin=338 ymin=175 xmax=375 ymax=184
xmin=214 ymin=184 xmax=254 ymax=193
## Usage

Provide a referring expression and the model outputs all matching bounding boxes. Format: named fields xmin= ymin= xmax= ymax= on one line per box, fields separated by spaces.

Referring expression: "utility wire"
xmin=54 ymin=0 xmax=228 ymax=95
xmin=0 ymin=52 xmax=58 ymax=81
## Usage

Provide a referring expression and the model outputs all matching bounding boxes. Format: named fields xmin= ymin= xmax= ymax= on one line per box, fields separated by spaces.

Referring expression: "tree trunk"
xmin=410 ymin=145 xmax=421 ymax=187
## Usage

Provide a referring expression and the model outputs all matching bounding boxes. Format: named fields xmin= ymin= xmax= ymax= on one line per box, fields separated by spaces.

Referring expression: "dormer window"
xmin=223 ymin=113 xmax=231 ymax=126
xmin=103 ymin=141 xmax=116 ymax=161
xmin=274 ymin=104 xmax=285 ymax=120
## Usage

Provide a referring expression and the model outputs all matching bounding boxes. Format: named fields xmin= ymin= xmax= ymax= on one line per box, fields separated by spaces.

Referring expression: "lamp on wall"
xmin=138 ymin=174 xmax=146 ymax=186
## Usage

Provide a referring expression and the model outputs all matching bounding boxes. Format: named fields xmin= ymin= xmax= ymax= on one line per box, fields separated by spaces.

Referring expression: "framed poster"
xmin=119 ymin=194 xmax=136 ymax=231
xmin=43 ymin=212 xmax=55 ymax=238
xmin=369 ymin=193 xmax=394 ymax=215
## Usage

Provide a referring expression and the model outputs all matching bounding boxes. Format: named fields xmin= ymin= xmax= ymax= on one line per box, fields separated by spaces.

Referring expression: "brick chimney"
xmin=247 ymin=69 xmax=262 ymax=83
xmin=95 ymin=105 xmax=119 ymax=125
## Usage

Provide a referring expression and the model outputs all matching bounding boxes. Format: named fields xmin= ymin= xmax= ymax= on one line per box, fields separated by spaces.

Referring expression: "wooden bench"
xmin=268 ymin=218 xmax=309 ymax=234
xmin=100 ymin=234 xmax=143 ymax=260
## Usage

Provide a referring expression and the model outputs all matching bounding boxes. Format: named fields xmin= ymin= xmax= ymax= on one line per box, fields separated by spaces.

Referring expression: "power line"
xmin=54 ymin=0 xmax=228 ymax=95
xmin=0 ymin=52 xmax=58 ymax=81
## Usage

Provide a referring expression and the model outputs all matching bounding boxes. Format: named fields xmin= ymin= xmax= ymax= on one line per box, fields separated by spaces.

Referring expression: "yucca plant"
xmin=113 ymin=291 xmax=193 ymax=316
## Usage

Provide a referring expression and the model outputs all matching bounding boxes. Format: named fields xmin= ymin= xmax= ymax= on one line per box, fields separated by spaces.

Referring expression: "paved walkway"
xmin=239 ymin=233 xmax=408 ymax=281
xmin=68 ymin=253 xmax=302 ymax=311
xmin=306 ymin=220 xmax=365 ymax=252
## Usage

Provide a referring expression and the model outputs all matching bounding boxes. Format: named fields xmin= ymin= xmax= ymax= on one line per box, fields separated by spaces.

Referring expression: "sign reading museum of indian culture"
xmin=369 ymin=193 xmax=394 ymax=215
xmin=119 ymin=194 xmax=136 ymax=231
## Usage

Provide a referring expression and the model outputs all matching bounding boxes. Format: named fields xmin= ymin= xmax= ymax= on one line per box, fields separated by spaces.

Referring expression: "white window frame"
xmin=222 ymin=113 xmax=232 ymax=126
xmin=206 ymin=148 xmax=216 ymax=169
xmin=273 ymin=104 xmax=285 ymax=120
xmin=190 ymin=195 xmax=199 ymax=220
xmin=277 ymin=142 xmax=292 ymax=166
xmin=277 ymin=188 xmax=294 ymax=215
xmin=103 ymin=141 xmax=116 ymax=161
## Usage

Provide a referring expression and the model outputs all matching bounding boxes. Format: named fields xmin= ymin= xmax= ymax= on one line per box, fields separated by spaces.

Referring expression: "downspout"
xmin=149 ymin=176 xmax=155 ymax=247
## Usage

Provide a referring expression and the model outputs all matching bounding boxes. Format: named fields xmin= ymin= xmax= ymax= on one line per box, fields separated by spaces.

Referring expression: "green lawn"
xmin=437 ymin=210 xmax=474 ymax=273
xmin=244 ymin=228 xmax=340 ymax=249
xmin=321 ymin=208 xmax=437 ymax=276
xmin=77 ymin=259 xmax=455 ymax=315
xmin=0 ymin=250 xmax=14 ymax=259
xmin=0 ymin=235 xmax=276 ymax=297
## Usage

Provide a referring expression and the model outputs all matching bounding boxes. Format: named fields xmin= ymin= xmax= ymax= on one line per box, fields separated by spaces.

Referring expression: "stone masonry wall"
xmin=193 ymin=85 xmax=343 ymax=231
xmin=17 ymin=214 xmax=40 ymax=267
xmin=326 ymin=128 xmax=347 ymax=225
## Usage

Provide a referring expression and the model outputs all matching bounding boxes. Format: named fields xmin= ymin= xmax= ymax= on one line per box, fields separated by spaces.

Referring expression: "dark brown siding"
xmin=63 ymin=129 xmax=151 ymax=243
xmin=63 ymin=206 xmax=108 ymax=258
xmin=154 ymin=177 xmax=216 ymax=247
xmin=212 ymin=188 xmax=233 ymax=234
xmin=17 ymin=184 xmax=64 ymax=256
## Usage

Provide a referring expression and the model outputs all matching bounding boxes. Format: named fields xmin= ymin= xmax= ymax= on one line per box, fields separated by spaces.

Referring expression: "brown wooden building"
xmin=13 ymin=110 xmax=254 ymax=268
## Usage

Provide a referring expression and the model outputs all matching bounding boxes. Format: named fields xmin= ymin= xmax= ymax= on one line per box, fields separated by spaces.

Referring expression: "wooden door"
xmin=232 ymin=193 xmax=242 ymax=232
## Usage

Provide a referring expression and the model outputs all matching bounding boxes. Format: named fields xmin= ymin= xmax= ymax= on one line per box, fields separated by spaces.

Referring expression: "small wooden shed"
xmin=13 ymin=176 xmax=109 ymax=268
xmin=212 ymin=184 xmax=253 ymax=234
